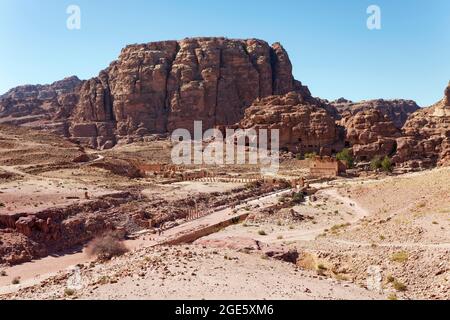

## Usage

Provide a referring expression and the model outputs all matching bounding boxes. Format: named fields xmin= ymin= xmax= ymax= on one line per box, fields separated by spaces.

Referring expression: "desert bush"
xmin=387 ymin=293 xmax=398 ymax=300
xmin=336 ymin=148 xmax=354 ymax=168
xmin=381 ymin=156 xmax=393 ymax=172
xmin=258 ymin=230 xmax=267 ymax=236
xmin=87 ymin=232 xmax=128 ymax=261
xmin=370 ymin=156 xmax=382 ymax=170
xmin=291 ymin=192 xmax=305 ymax=204
xmin=64 ymin=288 xmax=76 ymax=296
xmin=11 ymin=277 xmax=20 ymax=285
xmin=0 ymin=270 xmax=6 ymax=277
xmin=317 ymin=263 xmax=327 ymax=270
xmin=393 ymin=279 xmax=407 ymax=292
xmin=391 ymin=251 xmax=409 ymax=263
xmin=386 ymin=275 xmax=395 ymax=283
xmin=304 ymin=152 xmax=317 ymax=159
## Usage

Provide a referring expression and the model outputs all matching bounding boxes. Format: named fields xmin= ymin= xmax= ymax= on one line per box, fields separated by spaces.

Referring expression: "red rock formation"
xmin=332 ymin=99 xmax=420 ymax=129
xmin=69 ymin=37 xmax=305 ymax=149
xmin=394 ymin=92 xmax=450 ymax=168
xmin=0 ymin=76 xmax=82 ymax=136
xmin=237 ymin=92 xmax=344 ymax=155
xmin=445 ymin=81 xmax=450 ymax=106
xmin=340 ymin=109 xmax=401 ymax=161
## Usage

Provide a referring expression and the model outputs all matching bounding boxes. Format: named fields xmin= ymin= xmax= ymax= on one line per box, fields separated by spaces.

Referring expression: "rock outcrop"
xmin=340 ymin=109 xmax=402 ymax=161
xmin=0 ymin=76 xmax=82 ymax=136
xmin=394 ymin=88 xmax=450 ymax=168
xmin=445 ymin=81 xmax=450 ymax=106
xmin=236 ymin=92 xmax=344 ymax=155
xmin=0 ymin=38 xmax=306 ymax=149
xmin=69 ymin=38 xmax=306 ymax=149
xmin=332 ymin=99 xmax=420 ymax=129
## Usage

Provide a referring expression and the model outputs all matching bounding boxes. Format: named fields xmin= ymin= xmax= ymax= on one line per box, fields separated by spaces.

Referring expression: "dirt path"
xmin=241 ymin=188 xmax=372 ymax=244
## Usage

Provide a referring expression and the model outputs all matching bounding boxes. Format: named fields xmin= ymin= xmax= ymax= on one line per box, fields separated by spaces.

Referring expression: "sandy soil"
xmin=0 ymin=126 xmax=448 ymax=300
xmin=1 ymin=246 xmax=383 ymax=300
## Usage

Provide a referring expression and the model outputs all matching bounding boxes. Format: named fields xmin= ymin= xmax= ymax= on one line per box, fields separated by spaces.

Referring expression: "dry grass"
xmin=390 ymin=251 xmax=409 ymax=263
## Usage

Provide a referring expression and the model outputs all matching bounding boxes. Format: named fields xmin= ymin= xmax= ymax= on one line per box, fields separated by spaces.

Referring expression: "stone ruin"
xmin=309 ymin=156 xmax=347 ymax=178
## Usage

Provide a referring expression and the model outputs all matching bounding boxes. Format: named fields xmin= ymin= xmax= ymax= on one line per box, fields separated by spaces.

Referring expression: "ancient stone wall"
xmin=309 ymin=156 xmax=346 ymax=177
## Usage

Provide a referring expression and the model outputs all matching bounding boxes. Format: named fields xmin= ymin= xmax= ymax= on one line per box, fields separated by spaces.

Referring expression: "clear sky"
xmin=0 ymin=0 xmax=449 ymax=106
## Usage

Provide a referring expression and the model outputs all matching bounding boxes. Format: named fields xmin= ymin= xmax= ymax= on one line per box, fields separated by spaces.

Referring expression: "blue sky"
xmin=0 ymin=0 xmax=449 ymax=106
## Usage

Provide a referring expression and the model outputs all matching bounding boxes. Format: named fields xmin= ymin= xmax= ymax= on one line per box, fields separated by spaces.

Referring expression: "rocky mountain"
xmin=0 ymin=76 xmax=82 ymax=135
xmin=332 ymin=99 xmax=420 ymax=129
xmin=70 ymin=38 xmax=310 ymax=149
xmin=393 ymin=83 xmax=450 ymax=168
xmin=1 ymin=38 xmax=307 ymax=149
xmin=339 ymin=109 xmax=401 ymax=161
xmin=0 ymin=37 xmax=448 ymax=169
xmin=236 ymin=92 xmax=344 ymax=155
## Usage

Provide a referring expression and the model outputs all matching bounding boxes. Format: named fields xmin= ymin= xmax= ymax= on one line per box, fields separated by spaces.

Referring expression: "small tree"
xmin=381 ymin=156 xmax=393 ymax=172
xmin=336 ymin=148 xmax=354 ymax=168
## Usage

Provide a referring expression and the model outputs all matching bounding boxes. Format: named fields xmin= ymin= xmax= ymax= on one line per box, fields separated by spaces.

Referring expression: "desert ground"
xmin=0 ymin=126 xmax=448 ymax=300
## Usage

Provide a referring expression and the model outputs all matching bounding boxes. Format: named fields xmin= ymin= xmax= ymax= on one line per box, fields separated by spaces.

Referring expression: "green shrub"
xmin=304 ymin=152 xmax=317 ymax=159
xmin=381 ymin=156 xmax=393 ymax=172
xmin=291 ymin=192 xmax=305 ymax=204
xmin=370 ymin=156 xmax=382 ymax=170
xmin=336 ymin=148 xmax=354 ymax=168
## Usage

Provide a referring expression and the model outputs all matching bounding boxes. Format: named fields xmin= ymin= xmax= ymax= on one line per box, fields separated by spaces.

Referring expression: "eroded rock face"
xmin=70 ymin=37 xmax=303 ymax=148
xmin=394 ymin=101 xmax=450 ymax=168
xmin=340 ymin=109 xmax=401 ymax=161
xmin=0 ymin=38 xmax=302 ymax=149
xmin=445 ymin=82 xmax=450 ymax=106
xmin=237 ymin=92 xmax=344 ymax=155
xmin=332 ymin=99 xmax=420 ymax=129
xmin=0 ymin=76 xmax=82 ymax=136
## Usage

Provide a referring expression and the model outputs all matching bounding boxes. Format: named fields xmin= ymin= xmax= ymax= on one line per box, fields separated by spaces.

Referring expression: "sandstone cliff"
xmin=0 ymin=76 xmax=82 ymax=136
xmin=237 ymin=92 xmax=344 ymax=155
xmin=394 ymin=85 xmax=450 ymax=168
xmin=70 ymin=38 xmax=308 ymax=149
xmin=339 ymin=109 xmax=401 ymax=161
xmin=0 ymin=37 xmax=447 ymax=170
xmin=332 ymin=99 xmax=420 ymax=129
